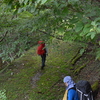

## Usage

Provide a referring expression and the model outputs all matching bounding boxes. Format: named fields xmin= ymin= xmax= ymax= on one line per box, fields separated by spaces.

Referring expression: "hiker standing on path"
xmin=37 ymin=41 xmax=48 ymax=70
xmin=63 ymin=76 xmax=79 ymax=100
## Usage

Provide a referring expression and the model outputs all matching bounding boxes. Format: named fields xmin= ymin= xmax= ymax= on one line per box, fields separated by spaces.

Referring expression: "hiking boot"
xmin=41 ymin=66 xmax=44 ymax=70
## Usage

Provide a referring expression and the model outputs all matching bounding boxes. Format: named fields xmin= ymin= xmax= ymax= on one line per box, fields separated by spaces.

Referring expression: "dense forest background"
xmin=0 ymin=0 xmax=100 ymax=99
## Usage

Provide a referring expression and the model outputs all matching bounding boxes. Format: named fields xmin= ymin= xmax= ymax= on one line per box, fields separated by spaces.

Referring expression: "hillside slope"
xmin=0 ymin=41 xmax=100 ymax=100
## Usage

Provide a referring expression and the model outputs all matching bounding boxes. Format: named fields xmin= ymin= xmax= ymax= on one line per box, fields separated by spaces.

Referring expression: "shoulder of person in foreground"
xmin=68 ymin=89 xmax=79 ymax=100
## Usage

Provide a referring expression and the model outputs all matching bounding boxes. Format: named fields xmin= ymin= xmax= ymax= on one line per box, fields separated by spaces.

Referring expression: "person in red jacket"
xmin=37 ymin=41 xmax=47 ymax=70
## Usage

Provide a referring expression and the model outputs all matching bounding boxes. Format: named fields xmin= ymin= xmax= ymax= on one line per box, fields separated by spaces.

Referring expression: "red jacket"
xmin=37 ymin=41 xmax=46 ymax=55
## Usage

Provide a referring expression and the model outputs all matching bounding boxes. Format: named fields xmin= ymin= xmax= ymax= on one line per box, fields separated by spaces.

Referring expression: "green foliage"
xmin=0 ymin=89 xmax=7 ymax=100
xmin=79 ymin=48 xmax=85 ymax=55
xmin=1 ymin=0 xmax=100 ymax=62
xmin=0 ymin=9 xmax=44 ymax=62
xmin=75 ymin=22 xmax=84 ymax=32
xmin=96 ymin=48 xmax=100 ymax=60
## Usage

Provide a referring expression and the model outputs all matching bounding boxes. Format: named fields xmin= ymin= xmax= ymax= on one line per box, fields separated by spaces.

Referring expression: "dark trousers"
xmin=41 ymin=54 xmax=46 ymax=68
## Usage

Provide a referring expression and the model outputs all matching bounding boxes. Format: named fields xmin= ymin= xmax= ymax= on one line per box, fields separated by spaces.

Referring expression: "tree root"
xmin=73 ymin=63 xmax=87 ymax=75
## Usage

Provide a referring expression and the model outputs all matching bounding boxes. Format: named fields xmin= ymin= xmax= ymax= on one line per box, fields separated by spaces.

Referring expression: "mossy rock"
xmin=91 ymin=81 xmax=99 ymax=98
xmin=91 ymin=81 xmax=99 ymax=92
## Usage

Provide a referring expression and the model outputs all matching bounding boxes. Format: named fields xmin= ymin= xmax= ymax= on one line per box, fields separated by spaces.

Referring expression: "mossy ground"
xmin=0 ymin=41 xmax=100 ymax=100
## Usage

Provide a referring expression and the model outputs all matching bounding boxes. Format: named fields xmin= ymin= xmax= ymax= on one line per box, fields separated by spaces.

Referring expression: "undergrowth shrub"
xmin=0 ymin=89 xmax=7 ymax=100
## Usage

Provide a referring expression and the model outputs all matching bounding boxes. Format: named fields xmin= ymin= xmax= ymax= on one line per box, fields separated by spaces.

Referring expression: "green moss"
xmin=74 ymin=63 xmax=86 ymax=75
xmin=71 ymin=54 xmax=82 ymax=65
xmin=91 ymin=81 xmax=99 ymax=92
xmin=69 ymin=66 xmax=74 ymax=70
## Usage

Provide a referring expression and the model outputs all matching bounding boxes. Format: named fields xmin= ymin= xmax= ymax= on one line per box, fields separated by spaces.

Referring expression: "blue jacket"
xmin=68 ymin=89 xmax=79 ymax=100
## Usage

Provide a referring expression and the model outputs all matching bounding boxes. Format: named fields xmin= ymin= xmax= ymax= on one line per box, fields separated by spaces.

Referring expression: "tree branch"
xmin=38 ymin=30 xmax=63 ymax=40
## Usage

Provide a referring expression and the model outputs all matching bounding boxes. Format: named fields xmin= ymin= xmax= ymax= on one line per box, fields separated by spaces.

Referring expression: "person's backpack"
xmin=76 ymin=80 xmax=94 ymax=100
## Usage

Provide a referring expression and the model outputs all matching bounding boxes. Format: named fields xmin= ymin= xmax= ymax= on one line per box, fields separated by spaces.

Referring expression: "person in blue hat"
xmin=63 ymin=76 xmax=79 ymax=100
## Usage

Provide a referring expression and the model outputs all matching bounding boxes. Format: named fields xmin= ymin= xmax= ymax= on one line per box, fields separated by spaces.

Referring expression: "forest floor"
xmin=0 ymin=41 xmax=100 ymax=100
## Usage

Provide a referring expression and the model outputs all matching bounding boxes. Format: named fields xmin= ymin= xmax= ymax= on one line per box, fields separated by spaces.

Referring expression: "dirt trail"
xmin=31 ymin=71 xmax=44 ymax=88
